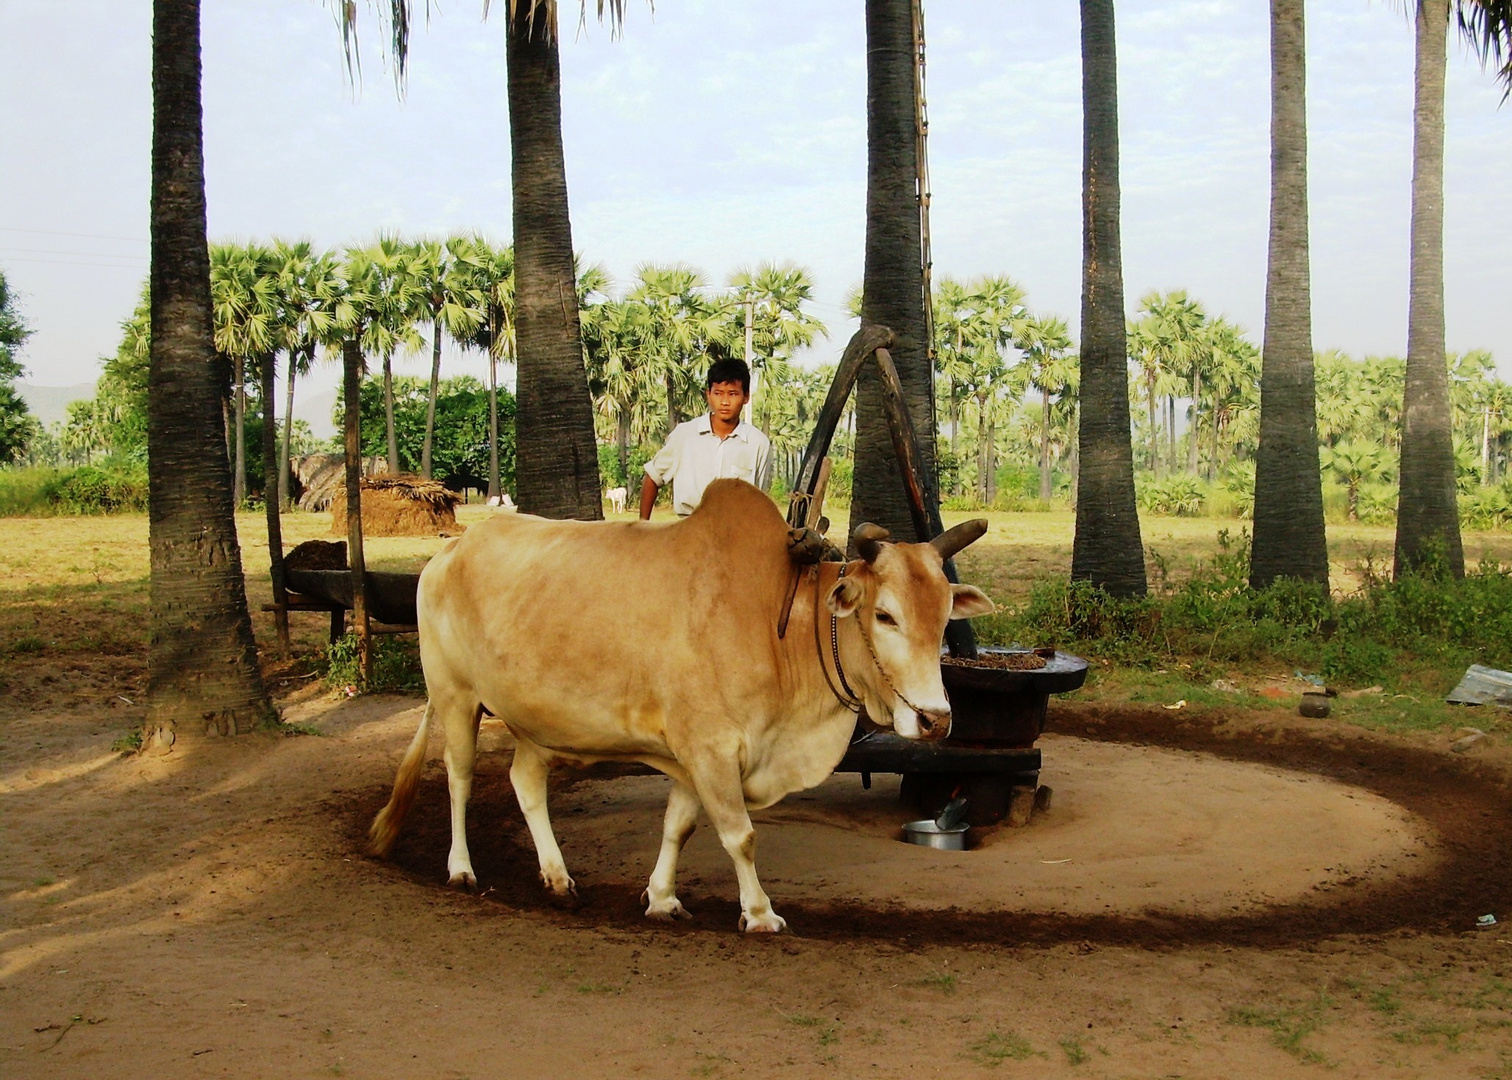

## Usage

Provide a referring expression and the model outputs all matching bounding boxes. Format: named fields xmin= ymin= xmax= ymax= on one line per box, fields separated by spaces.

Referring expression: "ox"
xmin=368 ymin=479 xmax=993 ymax=932
xmin=606 ymin=485 xmax=628 ymax=514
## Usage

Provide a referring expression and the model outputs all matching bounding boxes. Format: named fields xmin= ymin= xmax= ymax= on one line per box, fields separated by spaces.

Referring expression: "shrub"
xmin=322 ymin=631 xmax=426 ymax=694
xmin=53 ymin=463 xmax=148 ymax=513
xmin=1137 ymin=473 xmax=1205 ymax=516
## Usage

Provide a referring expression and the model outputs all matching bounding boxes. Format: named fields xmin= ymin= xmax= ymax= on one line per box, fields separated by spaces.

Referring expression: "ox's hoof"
xmin=446 ymin=870 xmax=478 ymax=892
xmin=738 ymin=910 xmax=787 ymax=934
xmin=544 ymin=879 xmax=581 ymax=910
xmin=641 ymin=890 xmax=692 ymax=921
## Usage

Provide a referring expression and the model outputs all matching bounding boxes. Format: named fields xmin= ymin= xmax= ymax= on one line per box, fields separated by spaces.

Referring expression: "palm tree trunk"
xmin=382 ymin=353 xmax=399 ymax=474
xmin=1250 ymin=0 xmax=1329 ymax=589
xmin=616 ymin=405 xmax=631 ymax=487
xmin=665 ymin=370 xmax=683 ymax=433
xmin=506 ymin=5 xmax=603 ymax=520
xmin=488 ymin=354 xmax=501 ymax=501
xmin=259 ymin=353 xmax=289 ymax=654
xmin=233 ymin=354 xmax=246 ymax=506
xmin=342 ymin=337 xmax=371 ymax=681
xmin=279 ymin=349 xmax=297 ymax=509
xmin=144 ymin=0 xmax=272 ymax=750
xmin=1040 ymin=387 xmax=1053 ymax=500
xmin=1189 ymin=368 xmax=1202 ymax=475
xmin=1483 ymin=405 xmax=1493 ymax=485
xmin=851 ymin=0 xmax=937 ymax=544
xmin=422 ymin=318 xmax=442 ymax=479
xmin=1147 ymin=374 xmax=1159 ymax=475
xmin=977 ymin=394 xmax=990 ymax=503
xmin=1395 ymin=0 xmax=1464 ymax=577
xmin=1071 ymin=0 xmax=1146 ymax=597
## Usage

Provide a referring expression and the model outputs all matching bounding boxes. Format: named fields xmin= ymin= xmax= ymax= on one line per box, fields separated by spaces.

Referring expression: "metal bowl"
xmin=902 ymin=819 xmax=970 ymax=850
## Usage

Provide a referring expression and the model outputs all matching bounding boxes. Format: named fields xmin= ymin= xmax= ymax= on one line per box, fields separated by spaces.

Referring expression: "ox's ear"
xmin=949 ymin=585 xmax=995 ymax=621
xmin=825 ymin=572 xmax=866 ymax=619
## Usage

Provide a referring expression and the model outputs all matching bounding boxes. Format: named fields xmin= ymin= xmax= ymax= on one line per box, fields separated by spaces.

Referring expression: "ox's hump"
xmin=691 ymin=478 xmax=786 ymax=526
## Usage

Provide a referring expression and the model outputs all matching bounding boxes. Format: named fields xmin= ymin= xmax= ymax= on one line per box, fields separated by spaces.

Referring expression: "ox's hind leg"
xmin=687 ymin=760 xmax=786 ymax=933
xmin=642 ymin=780 xmax=700 ymax=921
xmin=508 ymin=736 xmax=576 ymax=901
xmin=437 ymin=695 xmax=484 ymax=889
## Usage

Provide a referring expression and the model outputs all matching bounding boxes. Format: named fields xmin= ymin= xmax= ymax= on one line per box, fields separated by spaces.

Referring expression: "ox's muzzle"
xmin=905 ymin=708 xmax=953 ymax=742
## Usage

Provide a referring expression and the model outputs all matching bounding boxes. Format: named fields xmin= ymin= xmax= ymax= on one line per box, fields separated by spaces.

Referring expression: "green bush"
xmin=988 ymin=529 xmax=1512 ymax=688
xmin=0 ymin=461 xmax=148 ymax=515
xmin=1137 ymin=473 xmax=1206 ymax=516
xmin=322 ymin=631 xmax=426 ymax=694
xmin=53 ymin=463 xmax=148 ymax=513
xmin=0 ymin=467 xmax=65 ymax=515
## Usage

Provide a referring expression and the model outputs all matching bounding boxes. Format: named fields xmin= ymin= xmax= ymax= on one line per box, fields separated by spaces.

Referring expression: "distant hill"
xmin=15 ymin=382 xmax=96 ymax=427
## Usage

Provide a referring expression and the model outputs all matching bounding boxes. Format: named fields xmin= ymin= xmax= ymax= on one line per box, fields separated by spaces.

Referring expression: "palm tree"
xmin=269 ymin=241 xmax=338 ymax=508
xmin=1394 ymin=0 xmax=1512 ymax=575
xmin=411 ymin=237 xmax=484 ymax=479
xmin=628 ymin=264 xmax=732 ymax=434
xmin=1071 ymin=0 xmax=1146 ymax=597
xmin=1323 ymin=441 xmax=1387 ymax=521
xmin=355 ymin=236 xmax=424 ymax=474
xmin=209 ymin=241 xmax=278 ymax=506
xmin=336 ymin=1 xmax=616 ymax=519
xmin=727 ymin=262 xmax=828 ymax=428
xmin=850 ymin=0 xmax=936 ymax=543
xmin=144 ymin=0 xmax=272 ymax=750
xmin=1018 ymin=315 xmax=1078 ymax=500
xmin=504 ymin=2 xmax=606 ymax=519
xmin=457 ymin=236 xmax=517 ymax=501
xmin=1250 ymin=0 xmax=1329 ymax=589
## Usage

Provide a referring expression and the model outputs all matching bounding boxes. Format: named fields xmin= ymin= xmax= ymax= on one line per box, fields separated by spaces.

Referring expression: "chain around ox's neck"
xmin=816 ymin=561 xmax=937 ymax=720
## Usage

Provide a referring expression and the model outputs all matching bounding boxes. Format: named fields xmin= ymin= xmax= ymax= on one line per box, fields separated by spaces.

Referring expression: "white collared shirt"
xmin=645 ymin=413 xmax=773 ymax=516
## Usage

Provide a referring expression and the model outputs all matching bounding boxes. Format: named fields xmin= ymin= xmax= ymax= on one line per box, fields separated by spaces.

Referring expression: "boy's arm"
xmin=639 ymin=474 xmax=661 ymax=520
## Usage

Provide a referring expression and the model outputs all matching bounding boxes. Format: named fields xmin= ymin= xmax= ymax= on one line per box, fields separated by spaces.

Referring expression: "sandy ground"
xmin=5 ymin=670 xmax=1512 ymax=1077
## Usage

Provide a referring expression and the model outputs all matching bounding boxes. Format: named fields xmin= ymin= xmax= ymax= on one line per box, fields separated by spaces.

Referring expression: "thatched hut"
xmin=330 ymin=474 xmax=465 ymax=537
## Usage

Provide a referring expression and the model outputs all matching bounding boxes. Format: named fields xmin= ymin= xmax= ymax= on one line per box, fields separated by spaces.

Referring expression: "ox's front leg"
xmin=688 ymin=761 xmax=786 ymax=933
xmin=508 ymin=737 xmax=577 ymax=903
xmin=642 ymin=780 xmax=700 ymax=921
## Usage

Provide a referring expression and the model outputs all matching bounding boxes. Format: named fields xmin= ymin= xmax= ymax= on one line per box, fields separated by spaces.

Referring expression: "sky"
xmin=2 ymin=0 xmax=1509 ymax=431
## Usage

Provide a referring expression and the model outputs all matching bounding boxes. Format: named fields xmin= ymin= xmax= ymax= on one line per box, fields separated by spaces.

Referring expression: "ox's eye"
xmin=874 ymin=609 xmax=897 ymax=627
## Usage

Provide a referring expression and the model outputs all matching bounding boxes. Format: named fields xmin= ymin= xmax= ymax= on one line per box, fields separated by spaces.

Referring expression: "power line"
xmin=0 ymin=245 xmax=148 ymax=260
xmin=0 ymin=226 xmax=148 ymax=244
xmin=0 ymin=255 xmax=148 ymax=270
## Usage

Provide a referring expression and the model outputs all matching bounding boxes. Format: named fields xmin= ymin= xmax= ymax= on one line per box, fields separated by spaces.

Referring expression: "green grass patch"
xmin=321 ymin=631 xmax=425 ymax=694
xmin=1226 ymin=992 xmax=1333 ymax=1063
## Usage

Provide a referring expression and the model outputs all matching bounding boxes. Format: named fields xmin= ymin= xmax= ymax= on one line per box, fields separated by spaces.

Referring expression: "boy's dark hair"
xmin=705 ymin=354 xmax=751 ymax=394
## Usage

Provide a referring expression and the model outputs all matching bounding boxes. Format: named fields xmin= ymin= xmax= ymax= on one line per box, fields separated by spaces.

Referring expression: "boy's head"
xmin=704 ymin=355 xmax=751 ymax=425
xmin=705 ymin=354 xmax=751 ymax=395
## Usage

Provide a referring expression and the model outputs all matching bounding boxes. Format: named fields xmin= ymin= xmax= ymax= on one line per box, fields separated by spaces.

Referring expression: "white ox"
xmin=605 ymin=485 xmax=628 ymax=514
xmin=368 ymin=479 xmax=993 ymax=932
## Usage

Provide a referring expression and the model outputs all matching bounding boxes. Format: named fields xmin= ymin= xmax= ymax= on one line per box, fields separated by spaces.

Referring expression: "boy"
xmin=640 ymin=356 xmax=772 ymax=519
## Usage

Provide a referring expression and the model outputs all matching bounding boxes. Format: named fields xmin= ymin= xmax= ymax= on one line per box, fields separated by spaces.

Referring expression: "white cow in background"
xmin=606 ymin=486 xmax=628 ymax=514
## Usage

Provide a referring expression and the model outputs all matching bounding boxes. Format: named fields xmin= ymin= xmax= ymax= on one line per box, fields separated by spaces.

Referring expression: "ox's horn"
xmin=852 ymin=522 xmax=891 ymax=563
xmin=931 ymin=519 xmax=988 ymax=561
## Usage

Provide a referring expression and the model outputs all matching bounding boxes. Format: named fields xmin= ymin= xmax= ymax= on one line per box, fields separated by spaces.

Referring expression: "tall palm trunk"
xmin=850 ymin=0 xmax=936 ymax=543
xmin=422 ymin=318 xmax=442 ymax=479
xmin=1189 ymin=368 xmax=1202 ymax=475
xmin=488 ymin=354 xmax=501 ymax=501
xmin=1072 ymin=0 xmax=1146 ymax=597
xmin=1040 ymin=388 xmax=1053 ymax=500
xmin=616 ymin=405 xmax=631 ymax=487
xmin=144 ymin=0 xmax=272 ymax=750
xmin=342 ymin=336 xmax=370 ymax=680
xmin=1395 ymin=0 xmax=1465 ymax=577
xmin=506 ymin=6 xmax=603 ymax=520
xmin=665 ymin=370 xmax=683 ymax=433
xmin=259 ymin=353 xmax=289 ymax=653
xmin=1250 ymin=0 xmax=1329 ymax=589
xmin=232 ymin=354 xmax=246 ymax=505
xmin=279 ymin=349 xmax=298 ymax=508
xmin=382 ymin=353 xmax=399 ymax=474
xmin=1146 ymin=374 xmax=1159 ymax=475
xmin=976 ymin=393 xmax=990 ymax=503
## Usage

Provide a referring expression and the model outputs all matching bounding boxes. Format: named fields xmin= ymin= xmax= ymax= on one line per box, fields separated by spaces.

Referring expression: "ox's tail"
xmin=367 ymin=701 xmax=433 ymax=857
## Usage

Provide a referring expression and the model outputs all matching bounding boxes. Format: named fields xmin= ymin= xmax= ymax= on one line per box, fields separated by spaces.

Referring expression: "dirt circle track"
xmin=364 ymin=702 xmax=1512 ymax=949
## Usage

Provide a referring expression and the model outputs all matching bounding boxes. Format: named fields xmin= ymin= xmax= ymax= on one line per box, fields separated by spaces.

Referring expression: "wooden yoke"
xmin=784 ymin=323 xmax=978 ymax=659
